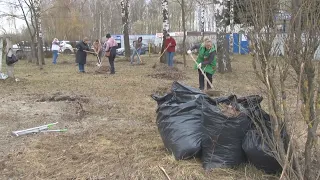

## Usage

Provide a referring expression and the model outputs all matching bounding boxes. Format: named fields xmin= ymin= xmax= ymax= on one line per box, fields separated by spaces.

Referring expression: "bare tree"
xmin=215 ymin=0 xmax=231 ymax=73
xmin=174 ymin=0 xmax=187 ymax=67
xmin=229 ymin=0 xmax=234 ymax=62
xmin=237 ymin=0 xmax=320 ymax=179
xmin=160 ymin=0 xmax=169 ymax=63
xmin=121 ymin=0 xmax=130 ymax=59
xmin=34 ymin=0 xmax=44 ymax=69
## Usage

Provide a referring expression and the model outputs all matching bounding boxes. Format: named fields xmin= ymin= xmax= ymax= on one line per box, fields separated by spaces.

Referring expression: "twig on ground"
xmin=158 ymin=166 xmax=171 ymax=180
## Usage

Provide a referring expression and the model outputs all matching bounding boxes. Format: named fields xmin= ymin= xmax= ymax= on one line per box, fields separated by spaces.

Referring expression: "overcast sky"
xmin=0 ymin=1 xmax=25 ymax=34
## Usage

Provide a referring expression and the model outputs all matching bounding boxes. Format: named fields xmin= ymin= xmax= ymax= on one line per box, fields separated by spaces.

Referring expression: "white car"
xmin=59 ymin=41 xmax=74 ymax=54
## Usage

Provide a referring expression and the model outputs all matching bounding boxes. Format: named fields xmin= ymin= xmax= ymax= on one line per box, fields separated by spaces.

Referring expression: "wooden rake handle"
xmin=189 ymin=53 xmax=214 ymax=89
xmin=158 ymin=45 xmax=170 ymax=60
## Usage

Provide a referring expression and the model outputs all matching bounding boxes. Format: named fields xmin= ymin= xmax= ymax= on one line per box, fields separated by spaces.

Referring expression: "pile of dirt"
xmin=95 ymin=66 xmax=110 ymax=74
xmin=36 ymin=92 xmax=89 ymax=103
xmin=148 ymin=65 xmax=187 ymax=80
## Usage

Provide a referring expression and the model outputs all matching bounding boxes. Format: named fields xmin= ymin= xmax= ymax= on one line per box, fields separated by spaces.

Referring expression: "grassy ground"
xmin=0 ymin=54 xmax=280 ymax=179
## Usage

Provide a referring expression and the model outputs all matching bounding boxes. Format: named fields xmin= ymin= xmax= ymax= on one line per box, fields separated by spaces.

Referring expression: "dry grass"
xmin=0 ymin=53 xmax=278 ymax=179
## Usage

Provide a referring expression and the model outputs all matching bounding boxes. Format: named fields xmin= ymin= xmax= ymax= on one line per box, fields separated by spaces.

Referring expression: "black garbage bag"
xmin=242 ymin=130 xmax=282 ymax=174
xmin=201 ymin=97 xmax=251 ymax=169
xmin=155 ymin=95 xmax=204 ymax=160
xmin=238 ymin=95 xmax=284 ymax=174
xmin=151 ymin=81 xmax=206 ymax=106
xmin=237 ymin=95 xmax=272 ymax=131
xmin=171 ymin=81 xmax=206 ymax=103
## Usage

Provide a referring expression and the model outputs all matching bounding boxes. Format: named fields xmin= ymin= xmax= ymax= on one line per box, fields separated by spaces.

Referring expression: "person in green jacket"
xmin=187 ymin=38 xmax=217 ymax=91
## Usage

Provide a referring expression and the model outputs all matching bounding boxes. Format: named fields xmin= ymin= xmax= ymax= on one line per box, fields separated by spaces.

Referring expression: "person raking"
xmin=93 ymin=39 xmax=102 ymax=66
xmin=164 ymin=34 xmax=176 ymax=67
xmin=131 ymin=37 xmax=142 ymax=65
xmin=187 ymin=38 xmax=217 ymax=91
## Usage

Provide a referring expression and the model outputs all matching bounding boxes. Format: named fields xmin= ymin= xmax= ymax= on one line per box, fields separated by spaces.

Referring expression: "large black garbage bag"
xmin=242 ymin=130 xmax=282 ymax=174
xmin=237 ymin=95 xmax=272 ymax=130
xmin=171 ymin=81 xmax=206 ymax=103
xmin=238 ymin=95 xmax=284 ymax=174
xmin=201 ymin=97 xmax=251 ymax=169
xmin=155 ymin=95 xmax=204 ymax=160
xmin=151 ymin=81 xmax=206 ymax=106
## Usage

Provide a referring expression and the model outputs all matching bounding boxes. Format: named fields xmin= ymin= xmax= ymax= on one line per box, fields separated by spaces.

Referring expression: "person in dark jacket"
xmin=75 ymin=37 xmax=90 ymax=73
xmin=187 ymin=38 xmax=217 ymax=91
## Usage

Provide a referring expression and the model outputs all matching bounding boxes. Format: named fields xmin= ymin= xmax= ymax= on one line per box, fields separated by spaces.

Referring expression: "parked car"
xmin=12 ymin=41 xmax=51 ymax=59
xmin=59 ymin=41 xmax=74 ymax=54
xmin=116 ymin=43 xmax=149 ymax=56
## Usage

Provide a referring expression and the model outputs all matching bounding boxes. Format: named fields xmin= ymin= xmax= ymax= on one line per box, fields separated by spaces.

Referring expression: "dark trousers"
xmin=198 ymin=69 xmax=213 ymax=90
xmin=108 ymin=55 xmax=115 ymax=74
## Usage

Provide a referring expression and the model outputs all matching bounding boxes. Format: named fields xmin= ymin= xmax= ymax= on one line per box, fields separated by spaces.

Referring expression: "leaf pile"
xmin=148 ymin=64 xmax=187 ymax=80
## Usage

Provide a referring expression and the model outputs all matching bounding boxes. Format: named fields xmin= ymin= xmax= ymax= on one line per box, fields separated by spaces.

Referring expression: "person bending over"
xmin=75 ymin=37 xmax=90 ymax=73
xmin=187 ymin=38 xmax=217 ymax=91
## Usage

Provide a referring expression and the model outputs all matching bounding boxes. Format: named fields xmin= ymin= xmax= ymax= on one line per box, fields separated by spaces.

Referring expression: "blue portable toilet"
xmin=239 ymin=34 xmax=249 ymax=54
xmin=233 ymin=33 xmax=240 ymax=54
xmin=226 ymin=33 xmax=240 ymax=54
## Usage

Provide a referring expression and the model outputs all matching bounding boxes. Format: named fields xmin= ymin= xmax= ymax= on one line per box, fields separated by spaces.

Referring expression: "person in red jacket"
xmin=164 ymin=34 xmax=176 ymax=67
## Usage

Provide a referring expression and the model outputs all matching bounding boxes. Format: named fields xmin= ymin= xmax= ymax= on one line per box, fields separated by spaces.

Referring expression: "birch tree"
xmin=229 ymin=0 xmax=234 ymax=61
xmin=174 ymin=0 xmax=187 ymax=67
xmin=215 ymin=0 xmax=231 ymax=73
xmin=200 ymin=3 xmax=205 ymax=39
xmin=160 ymin=0 xmax=169 ymax=63
xmin=121 ymin=0 xmax=130 ymax=59
xmin=0 ymin=38 xmax=3 ymax=74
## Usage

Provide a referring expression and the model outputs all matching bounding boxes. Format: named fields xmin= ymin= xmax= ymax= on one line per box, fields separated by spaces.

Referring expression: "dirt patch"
xmin=148 ymin=65 xmax=187 ymax=80
xmin=35 ymin=92 xmax=90 ymax=119
xmin=95 ymin=66 xmax=110 ymax=74
xmin=36 ymin=92 xmax=89 ymax=103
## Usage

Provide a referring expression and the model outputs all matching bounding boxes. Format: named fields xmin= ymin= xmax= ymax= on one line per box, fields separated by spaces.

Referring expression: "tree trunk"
xmin=0 ymin=38 xmax=3 ymax=73
xmin=160 ymin=0 xmax=169 ymax=64
xmin=215 ymin=0 xmax=231 ymax=73
xmin=35 ymin=0 xmax=44 ymax=70
xmin=229 ymin=0 xmax=234 ymax=62
xmin=121 ymin=0 xmax=130 ymax=60
xmin=29 ymin=37 xmax=36 ymax=63
xmin=200 ymin=4 xmax=205 ymax=40
xmin=181 ymin=0 xmax=186 ymax=67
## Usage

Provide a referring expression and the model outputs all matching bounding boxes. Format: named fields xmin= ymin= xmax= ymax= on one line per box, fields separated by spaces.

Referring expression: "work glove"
xmin=197 ymin=63 xmax=202 ymax=69
xmin=187 ymin=50 xmax=192 ymax=54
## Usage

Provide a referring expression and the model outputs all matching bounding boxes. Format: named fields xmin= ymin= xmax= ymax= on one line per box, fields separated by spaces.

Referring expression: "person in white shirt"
xmin=51 ymin=38 xmax=61 ymax=64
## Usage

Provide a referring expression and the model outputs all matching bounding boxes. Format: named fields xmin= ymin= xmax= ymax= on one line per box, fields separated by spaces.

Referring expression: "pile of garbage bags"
xmin=152 ymin=81 xmax=283 ymax=174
